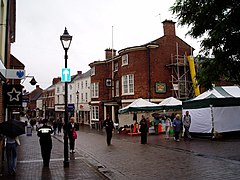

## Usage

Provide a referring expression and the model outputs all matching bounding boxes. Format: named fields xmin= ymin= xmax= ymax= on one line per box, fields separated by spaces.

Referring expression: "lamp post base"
xmin=63 ymin=160 xmax=69 ymax=168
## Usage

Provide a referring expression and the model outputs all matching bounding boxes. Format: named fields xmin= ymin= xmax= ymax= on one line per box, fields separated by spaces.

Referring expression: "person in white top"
xmin=183 ymin=111 xmax=192 ymax=140
xmin=164 ymin=116 xmax=172 ymax=139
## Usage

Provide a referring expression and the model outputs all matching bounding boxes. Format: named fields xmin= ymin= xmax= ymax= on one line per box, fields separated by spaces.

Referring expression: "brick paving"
xmin=72 ymin=127 xmax=240 ymax=180
xmin=1 ymin=129 xmax=108 ymax=180
xmin=1 ymin=125 xmax=240 ymax=180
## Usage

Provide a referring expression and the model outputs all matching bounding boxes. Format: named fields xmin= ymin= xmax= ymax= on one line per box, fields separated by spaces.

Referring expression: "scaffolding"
xmin=166 ymin=45 xmax=194 ymax=100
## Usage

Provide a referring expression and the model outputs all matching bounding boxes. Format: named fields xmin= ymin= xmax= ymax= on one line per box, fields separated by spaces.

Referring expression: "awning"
xmin=0 ymin=59 xmax=6 ymax=82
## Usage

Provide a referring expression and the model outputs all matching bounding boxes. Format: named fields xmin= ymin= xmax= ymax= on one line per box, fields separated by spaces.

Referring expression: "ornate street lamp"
xmin=60 ymin=27 xmax=72 ymax=168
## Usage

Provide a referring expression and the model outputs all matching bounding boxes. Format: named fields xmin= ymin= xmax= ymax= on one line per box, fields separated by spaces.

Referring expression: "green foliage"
xmin=171 ymin=0 xmax=240 ymax=88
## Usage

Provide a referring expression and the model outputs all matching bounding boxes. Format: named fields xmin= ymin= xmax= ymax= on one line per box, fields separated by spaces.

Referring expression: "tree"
xmin=171 ymin=0 xmax=240 ymax=89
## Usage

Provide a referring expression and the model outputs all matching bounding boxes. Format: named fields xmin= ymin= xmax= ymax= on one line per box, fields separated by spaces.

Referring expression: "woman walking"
xmin=172 ymin=114 xmax=182 ymax=142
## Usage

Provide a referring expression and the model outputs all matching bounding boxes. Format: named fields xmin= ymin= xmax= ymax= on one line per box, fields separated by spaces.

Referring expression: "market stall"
xmin=183 ymin=86 xmax=240 ymax=134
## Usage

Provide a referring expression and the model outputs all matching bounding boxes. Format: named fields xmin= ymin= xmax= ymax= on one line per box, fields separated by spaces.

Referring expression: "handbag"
xmin=72 ymin=129 xmax=77 ymax=139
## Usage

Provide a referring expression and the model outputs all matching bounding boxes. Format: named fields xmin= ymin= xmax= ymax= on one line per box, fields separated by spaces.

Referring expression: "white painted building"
xmin=55 ymin=81 xmax=65 ymax=120
xmin=54 ymin=70 xmax=91 ymax=125
xmin=72 ymin=70 xmax=91 ymax=125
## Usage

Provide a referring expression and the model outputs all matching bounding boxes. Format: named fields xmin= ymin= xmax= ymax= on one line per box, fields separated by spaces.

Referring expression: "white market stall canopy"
xmin=158 ymin=97 xmax=182 ymax=110
xmin=119 ymin=98 xmax=159 ymax=114
xmin=183 ymin=86 xmax=240 ymax=133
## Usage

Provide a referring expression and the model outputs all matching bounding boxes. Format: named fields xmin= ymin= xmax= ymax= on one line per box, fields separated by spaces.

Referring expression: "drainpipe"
xmin=4 ymin=0 xmax=10 ymax=67
xmin=147 ymin=47 xmax=151 ymax=101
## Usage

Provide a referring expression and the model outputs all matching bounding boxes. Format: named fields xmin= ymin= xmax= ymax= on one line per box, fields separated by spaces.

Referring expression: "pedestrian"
xmin=53 ymin=120 xmax=57 ymax=135
xmin=37 ymin=119 xmax=53 ymax=167
xmin=183 ymin=111 xmax=192 ymax=141
xmin=153 ymin=115 xmax=160 ymax=135
xmin=139 ymin=115 xmax=148 ymax=144
xmin=172 ymin=114 xmax=182 ymax=142
xmin=57 ymin=118 xmax=63 ymax=135
xmin=67 ymin=117 xmax=78 ymax=153
xmin=133 ymin=112 xmax=137 ymax=122
xmin=170 ymin=113 xmax=175 ymax=122
xmin=103 ymin=114 xmax=114 ymax=146
xmin=6 ymin=136 xmax=19 ymax=175
xmin=164 ymin=116 xmax=172 ymax=139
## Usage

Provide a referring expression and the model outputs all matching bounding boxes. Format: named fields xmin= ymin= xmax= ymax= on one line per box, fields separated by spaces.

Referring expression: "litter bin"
xmin=26 ymin=125 xmax=32 ymax=136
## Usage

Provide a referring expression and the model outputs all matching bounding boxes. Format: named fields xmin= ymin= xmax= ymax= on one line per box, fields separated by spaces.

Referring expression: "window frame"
xmin=91 ymin=82 xmax=99 ymax=98
xmin=115 ymin=80 xmax=119 ymax=97
xmin=92 ymin=106 xmax=99 ymax=121
xmin=91 ymin=67 xmax=95 ymax=76
xmin=122 ymin=74 xmax=134 ymax=95
xmin=114 ymin=62 xmax=118 ymax=71
xmin=122 ymin=54 xmax=128 ymax=66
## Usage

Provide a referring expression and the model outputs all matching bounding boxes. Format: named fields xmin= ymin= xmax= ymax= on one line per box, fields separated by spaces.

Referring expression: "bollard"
xmin=26 ymin=125 xmax=32 ymax=136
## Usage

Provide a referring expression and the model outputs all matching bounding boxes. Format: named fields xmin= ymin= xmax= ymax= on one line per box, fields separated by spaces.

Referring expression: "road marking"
xmin=18 ymin=157 xmax=84 ymax=163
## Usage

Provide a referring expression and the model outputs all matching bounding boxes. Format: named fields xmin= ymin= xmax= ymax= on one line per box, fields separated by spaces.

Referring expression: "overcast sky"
xmin=12 ymin=0 xmax=201 ymax=92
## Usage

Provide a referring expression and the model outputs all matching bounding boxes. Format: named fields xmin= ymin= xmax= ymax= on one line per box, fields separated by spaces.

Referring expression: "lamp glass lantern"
xmin=60 ymin=27 xmax=72 ymax=50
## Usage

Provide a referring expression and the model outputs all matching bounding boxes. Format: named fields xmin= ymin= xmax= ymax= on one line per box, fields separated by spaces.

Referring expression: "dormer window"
xmin=122 ymin=54 xmax=128 ymax=66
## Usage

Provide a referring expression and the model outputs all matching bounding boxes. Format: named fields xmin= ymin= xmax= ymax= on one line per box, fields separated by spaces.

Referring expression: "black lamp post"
xmin=60 ymin=27 xmax=72 ymax=168
xmin=76 ymin=90 xmax=79 ymax=122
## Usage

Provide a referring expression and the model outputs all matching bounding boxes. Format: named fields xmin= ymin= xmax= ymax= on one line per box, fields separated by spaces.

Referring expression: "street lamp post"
xmin=60 ymin=27 xmax=72 ymax=168
xmin=76 ymin=90 xmax=79 ymax=122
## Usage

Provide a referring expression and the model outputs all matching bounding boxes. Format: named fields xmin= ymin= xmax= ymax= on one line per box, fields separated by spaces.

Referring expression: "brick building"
xmin=31 ymin=77 xmax=61 ymax=120
xmin=24 ymin=85 xmax=43 ymax=118
xmin=0 ymin=0 xmax=27 ymax=173
xmin=89 ymin=20 xmax=194 ymax=126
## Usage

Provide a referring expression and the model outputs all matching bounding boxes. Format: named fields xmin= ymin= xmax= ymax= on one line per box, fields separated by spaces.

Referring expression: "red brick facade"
xmin=0 ymin=83 xmax=3 ymax=122
xmin=25 ymin=85 xmax=43 ymax=117
xmin=90 ymin=20 xmax=194 ymax=124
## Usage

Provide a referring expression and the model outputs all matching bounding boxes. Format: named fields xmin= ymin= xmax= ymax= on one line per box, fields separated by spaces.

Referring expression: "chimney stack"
xmin=77 ymin=71 xmax=82 ymax=75
xmin=162 ymin=20 xmax=176 ymax=36
xmin=105 ymin=48 xmax=116 ymax=59
xmin=52 ymin=77 xmax=61 ymax=85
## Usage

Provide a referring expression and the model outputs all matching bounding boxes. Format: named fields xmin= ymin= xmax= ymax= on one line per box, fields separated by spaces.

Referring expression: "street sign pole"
xmin=63 ymin=49 xmax=69 ymax=168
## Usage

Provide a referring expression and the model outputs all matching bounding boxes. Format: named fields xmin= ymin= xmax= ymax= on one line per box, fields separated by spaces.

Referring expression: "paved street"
xmin=1 ymin=124 xmax=240 ymax=180
xmin=73 ymin=127 xmax=240 ymax=180
xmin=1 ymin=126 xmax=107 ymax=180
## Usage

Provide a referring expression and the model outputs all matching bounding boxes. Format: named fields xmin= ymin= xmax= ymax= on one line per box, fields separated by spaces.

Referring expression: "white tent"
xmin=183 ymin=86 xmax=240 ymax=133
xmin=159 ymin=97 xmax=182 ymax=110
xmin=118 ymin=98 xmax=159 ymax=128
xmin=119 ymin=98 xmax=158 ymax=114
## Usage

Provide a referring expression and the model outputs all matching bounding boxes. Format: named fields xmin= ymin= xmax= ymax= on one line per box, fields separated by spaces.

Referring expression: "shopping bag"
xmin=73 ymin=129 xmax=77 ymax=139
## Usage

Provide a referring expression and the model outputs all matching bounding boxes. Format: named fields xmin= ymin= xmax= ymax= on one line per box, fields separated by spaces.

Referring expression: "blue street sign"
xmin=68 ymin=104 xmax=75 ymax=111
xmin=61 ymin=68 xmax=71 ymax=82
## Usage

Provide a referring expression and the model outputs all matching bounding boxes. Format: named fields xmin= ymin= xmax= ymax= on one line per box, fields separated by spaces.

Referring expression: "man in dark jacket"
xmin=37 ymin=119 xmax=53 ymax=167
xmin=139 ymin=115 xmax=148 ymax=144
xmin=103 ymin=114 xmax=114 ymax=146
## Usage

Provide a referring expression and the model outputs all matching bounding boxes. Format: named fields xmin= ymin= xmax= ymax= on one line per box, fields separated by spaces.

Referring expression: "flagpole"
xmin=111 ymin=26 xmax=114 ymax=97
